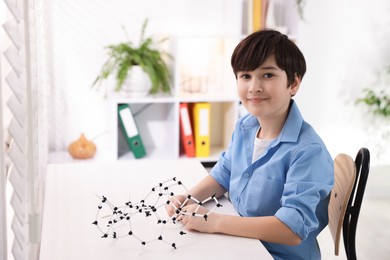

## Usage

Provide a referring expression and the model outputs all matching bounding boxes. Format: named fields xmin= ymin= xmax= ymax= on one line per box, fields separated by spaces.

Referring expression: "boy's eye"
xmin=240 ymin=73 xmax=251 ymax=79
xmin=264 ymin=73 xmax=273 ymax=78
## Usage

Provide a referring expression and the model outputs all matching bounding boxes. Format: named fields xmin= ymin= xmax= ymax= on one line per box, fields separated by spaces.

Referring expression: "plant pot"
xmin=122 ymin=66 xmax=152 ymax=97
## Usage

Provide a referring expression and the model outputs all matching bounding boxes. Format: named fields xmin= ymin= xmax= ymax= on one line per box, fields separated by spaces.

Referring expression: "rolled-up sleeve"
xmin=274 ymin=144 xmax=334 ymax=240
xmin=210 ymin=150 xmax=232 ymax=191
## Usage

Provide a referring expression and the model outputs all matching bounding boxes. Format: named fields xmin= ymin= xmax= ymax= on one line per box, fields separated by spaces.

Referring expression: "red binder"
xmin=179 ymin=103 xmax=195 ymax=157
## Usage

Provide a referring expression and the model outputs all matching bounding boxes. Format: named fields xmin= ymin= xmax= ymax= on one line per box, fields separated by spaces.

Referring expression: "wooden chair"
xmin=328 ymin=148 xmax=370 ymax=260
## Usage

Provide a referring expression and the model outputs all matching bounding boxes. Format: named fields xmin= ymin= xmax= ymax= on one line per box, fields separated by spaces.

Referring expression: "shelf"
xmin=118 ymin=147 xmax=175 ymax=161
xmin=112 ymin=100 xmax=238 ymax=163
xmin=179 ymin=145 xmax=225 ymax=162
xmin=48 ymin=150 xmax=114 ymax=164
xmin=48 ymin=131 xmax=116 ymax=164
xmin=178 ymin=91 xmax=237 ymax=102
xmin=109 ymin=92 xmax=176 ymax=104
xmin=111 ymin=90 xmax=238 ymax=103
xmin=116 ymin=102 xmax=178 ymax=160
xmin=104 ymin=35 xmax=241 ymax=164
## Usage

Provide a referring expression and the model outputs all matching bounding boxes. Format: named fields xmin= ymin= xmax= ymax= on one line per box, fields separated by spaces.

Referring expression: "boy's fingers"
xmin=166 ymin=207 xmax=174 ymax=216
xmin=166 ymin=198 xmax=182 ymax=216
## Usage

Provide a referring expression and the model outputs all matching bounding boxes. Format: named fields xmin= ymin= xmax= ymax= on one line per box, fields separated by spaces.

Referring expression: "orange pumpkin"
xmin=68 ymin=133 xmax=97 ymax=159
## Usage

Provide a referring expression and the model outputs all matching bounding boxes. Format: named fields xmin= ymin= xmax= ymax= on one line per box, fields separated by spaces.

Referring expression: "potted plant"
xmin=355 ymin=66 xmax=390 ymax=164
xmin=356 ymin=66 xmax=390 ymax=118
xmin=356 ymin=88 xmax=390 ymax=118
xmin=92 ymin=19 xmax=172 ymax=96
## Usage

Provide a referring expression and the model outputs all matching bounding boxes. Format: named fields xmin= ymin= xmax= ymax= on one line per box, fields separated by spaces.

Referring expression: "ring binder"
xmin=179 ymin=103 xmax=195 ymax=157
xmin=118 ymin=104 xmax=146 ymax=159
xmin=193 ymin=103 xmax=211 ymax=157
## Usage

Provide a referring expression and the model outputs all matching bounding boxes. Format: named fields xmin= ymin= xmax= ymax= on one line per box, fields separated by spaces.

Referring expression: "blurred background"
xmin=1 ymin=0 xmax=390 ymax=165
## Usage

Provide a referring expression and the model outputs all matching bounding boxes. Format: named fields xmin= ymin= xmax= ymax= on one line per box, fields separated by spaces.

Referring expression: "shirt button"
xmin=244 ymin=172 xmax=250 ymax=178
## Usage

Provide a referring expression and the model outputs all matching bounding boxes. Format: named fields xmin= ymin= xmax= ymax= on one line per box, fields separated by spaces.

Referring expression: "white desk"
xmin=40 ymin=160 xmax=272 ymax=260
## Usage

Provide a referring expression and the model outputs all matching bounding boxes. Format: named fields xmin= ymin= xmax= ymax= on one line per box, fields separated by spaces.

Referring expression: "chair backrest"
xmin=328 ymin=153 xmax=357 ymax=256
xmin=342 ymin=147 xmax=370 ymax=260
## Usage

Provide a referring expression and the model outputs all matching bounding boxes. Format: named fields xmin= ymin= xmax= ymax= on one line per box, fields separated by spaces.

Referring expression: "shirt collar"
xmin=278 ymin=100 xmax=303 ymax=143
xmin=241 ymin=99 xmax=303 ymax=144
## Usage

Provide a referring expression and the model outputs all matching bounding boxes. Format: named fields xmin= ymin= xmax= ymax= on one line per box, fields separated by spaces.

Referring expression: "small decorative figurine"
xmin=68 ymin=133 xmax=97 ymax=159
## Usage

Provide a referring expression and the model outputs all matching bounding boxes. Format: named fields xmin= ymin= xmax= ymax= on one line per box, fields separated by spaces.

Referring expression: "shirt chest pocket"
xmin=242 ymin=168 xmax=286 ymax=216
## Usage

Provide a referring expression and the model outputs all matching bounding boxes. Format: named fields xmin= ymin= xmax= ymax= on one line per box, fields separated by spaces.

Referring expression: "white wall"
xmin=295 ymin=0 xmax=390 ymax=165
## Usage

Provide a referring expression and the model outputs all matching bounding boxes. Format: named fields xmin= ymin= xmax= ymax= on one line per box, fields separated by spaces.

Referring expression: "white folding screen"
xmin=2 ymin=0 xmax=48 ymax=259
xmin=1 ymin=53 xmax=8 ymax=260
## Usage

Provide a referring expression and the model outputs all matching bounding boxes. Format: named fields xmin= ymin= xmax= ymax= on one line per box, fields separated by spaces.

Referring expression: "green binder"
xmin=118 ymin=104 xmax=146 ymax=159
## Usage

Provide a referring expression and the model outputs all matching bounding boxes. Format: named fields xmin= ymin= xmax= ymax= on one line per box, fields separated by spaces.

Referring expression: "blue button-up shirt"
xmin=210 ymin=100 xmax=334 ymax=259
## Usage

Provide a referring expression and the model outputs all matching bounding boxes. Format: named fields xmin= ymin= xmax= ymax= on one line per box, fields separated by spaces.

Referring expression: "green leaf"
xmin=356 ymin=88 xmax=390 ymax=118
xmin=92 ymin=18 xmax=172 ymax=94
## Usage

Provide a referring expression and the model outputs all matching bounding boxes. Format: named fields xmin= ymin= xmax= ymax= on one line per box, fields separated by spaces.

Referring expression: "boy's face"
xmin=236 ymin=55 xmax=300 ymax=121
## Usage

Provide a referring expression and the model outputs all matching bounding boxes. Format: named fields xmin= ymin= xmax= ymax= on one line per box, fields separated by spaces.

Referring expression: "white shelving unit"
xmin=107 ymin=36 xmax=242 ymax=163
xmin=110 ymin=98 xmax=239 ymax=163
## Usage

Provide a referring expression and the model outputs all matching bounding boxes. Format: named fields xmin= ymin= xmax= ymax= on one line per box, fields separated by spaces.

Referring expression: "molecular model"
xmin=92 ymin=177 xmax=222 ymax=249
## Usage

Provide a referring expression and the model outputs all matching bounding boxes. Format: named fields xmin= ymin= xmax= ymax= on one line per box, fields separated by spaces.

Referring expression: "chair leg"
xmin=343 ymin=148 xmax=370 ymax=260
xmin=343 ymin=213 xmax=352 ymax=260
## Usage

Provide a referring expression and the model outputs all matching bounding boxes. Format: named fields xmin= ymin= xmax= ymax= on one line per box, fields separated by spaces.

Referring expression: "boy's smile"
xmin=247 ymin=96 xmax=269 ymax=103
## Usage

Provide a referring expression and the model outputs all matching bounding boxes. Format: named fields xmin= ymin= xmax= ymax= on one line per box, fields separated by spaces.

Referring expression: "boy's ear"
xmin=289 ymin=74 xmax=301 ymax=97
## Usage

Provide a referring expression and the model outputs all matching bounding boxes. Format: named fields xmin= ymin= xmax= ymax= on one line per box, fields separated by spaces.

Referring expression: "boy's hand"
xmin=165 ymin=195 xmax=189 ymax=217
xmin=179 ymin=204 xmax=217 ymax=233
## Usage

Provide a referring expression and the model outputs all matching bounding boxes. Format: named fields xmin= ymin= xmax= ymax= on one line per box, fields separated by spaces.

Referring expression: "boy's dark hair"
xmin=231 ymin=29 xmax=306 ymax=86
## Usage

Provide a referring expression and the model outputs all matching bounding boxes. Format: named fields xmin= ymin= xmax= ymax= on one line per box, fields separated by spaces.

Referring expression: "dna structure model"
xmin=92 ymin=177 xmax=222 ymax=249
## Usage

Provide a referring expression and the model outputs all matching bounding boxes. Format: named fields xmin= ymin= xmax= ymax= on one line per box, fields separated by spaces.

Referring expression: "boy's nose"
xmin=248 ymin=80 xmax=263 ymax=93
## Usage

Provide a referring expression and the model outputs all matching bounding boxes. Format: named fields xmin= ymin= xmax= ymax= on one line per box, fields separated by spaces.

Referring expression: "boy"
xmin=168 ymin=29 xmax=334 ymax=259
